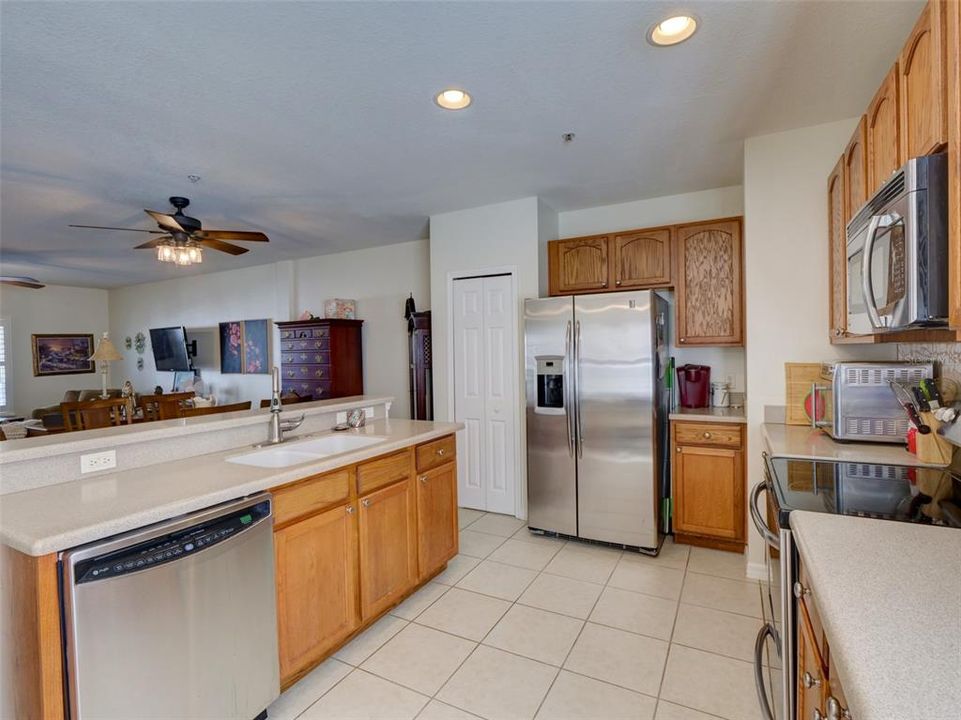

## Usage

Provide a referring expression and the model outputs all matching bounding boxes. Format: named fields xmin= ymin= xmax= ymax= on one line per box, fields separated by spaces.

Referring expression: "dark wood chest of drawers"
xmin=275 ymin=319 xmax=363 ymax=400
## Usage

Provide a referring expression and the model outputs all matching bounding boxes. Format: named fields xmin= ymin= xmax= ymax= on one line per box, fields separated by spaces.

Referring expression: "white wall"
xmin=537 ymin=198 xmax=558 ymax=297
xmin=109 ymin=264 xmax=288 ymax=405
xmin=108 ymin=240 xmax=430 ymax=417
xmin=0 ymin=283 xmax=109 ymax=416
xmin=429 ymin=197 xmax=542 ymax=517
xmin=558 ymin=186 xmax=748 ymax=392
xmin=295 ymin=240 xmax=430 ymax=419
xmin=743 ymin=118 xmax=896 ymax=575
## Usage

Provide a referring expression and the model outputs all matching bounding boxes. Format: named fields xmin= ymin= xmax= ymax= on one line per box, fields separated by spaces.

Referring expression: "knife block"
xmin=916 ymin=412 xmax=955 ymax=465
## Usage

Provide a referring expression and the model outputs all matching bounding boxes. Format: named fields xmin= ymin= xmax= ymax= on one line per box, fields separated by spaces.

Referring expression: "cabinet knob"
xmin=793 ymin=581 xmax=811 ymax=599
xmin=679 ymin=338 xmax=687 ymax=343
xmin=825 ymin=696 xmax=850 ymax=720
xmin=419 ymin=475 xmax=428 ymax=483
xmin=702 ymin=431 xmax=712 ymax=439
xmin=813 ymin=710 xmax=824 ymax=720
xmin=802 ymin=672 xmax=822 ymax=689
xmin=833 ymin=328 xmax=843 ymax=337
xmin=615 ymin=280 xmax=622 ymax=286
xmin=602 ymin=282 xmax=608 ymax=287
xmin=361 ymin=498 xmax=371 ymax=508
xmin=437 ymin=448 xmax=446 ymax=456
xmin=346 ymin=505 xmax=355 ymax=515
xmin=676 ymin=446 xmax=682 ymax=453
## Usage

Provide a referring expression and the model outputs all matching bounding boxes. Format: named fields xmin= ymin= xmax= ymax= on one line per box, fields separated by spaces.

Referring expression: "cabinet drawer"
xmin=282 ymin=352 xmax=331 ymax=365
xmin=416 ymin=435 xmax=456 ymax=472
xmin=281 ymin=338 xmax=330 ymax=352
xmin=272 ymin=469 xmax=351 ymax=526
xmin=674 ymin=422 xmax=742 ymax=448
xmin=284 ymin=364 xmax=332 ymax=381
xmin=357 ymin=450 xmax=412 ymax=495
xmin=283 ymin=380 xmax=332 ymax=398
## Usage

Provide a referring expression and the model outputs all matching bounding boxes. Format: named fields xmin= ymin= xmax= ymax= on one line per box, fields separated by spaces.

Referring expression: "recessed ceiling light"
xmin=648 ymin=14 xmax=698 ymax=46
xmin=435 ymin=88 xmax=472 ymax=110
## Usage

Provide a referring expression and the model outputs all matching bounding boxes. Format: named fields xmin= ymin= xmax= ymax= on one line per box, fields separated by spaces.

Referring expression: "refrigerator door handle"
xmin=574 ymin=319 xmax=583 ymax=458
xmin=565 ymin=320 xmax=575 ymax=457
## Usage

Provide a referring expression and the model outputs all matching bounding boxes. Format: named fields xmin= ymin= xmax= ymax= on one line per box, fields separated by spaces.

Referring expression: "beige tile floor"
xmin=268 ymin=509 xmax=775 ymax=720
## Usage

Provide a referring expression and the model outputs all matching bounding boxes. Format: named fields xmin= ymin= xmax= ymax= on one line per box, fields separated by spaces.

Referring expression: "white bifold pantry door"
xmin=452 ymin=274 xmax=516 ymax=515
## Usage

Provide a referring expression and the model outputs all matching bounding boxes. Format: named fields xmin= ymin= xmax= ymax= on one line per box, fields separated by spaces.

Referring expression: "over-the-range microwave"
xmin=846 ymin=153 xmax=948 ymax=335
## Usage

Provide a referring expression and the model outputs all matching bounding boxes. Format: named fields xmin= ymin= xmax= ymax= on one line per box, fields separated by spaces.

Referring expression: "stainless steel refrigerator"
xmin=524 ymin=290 xmax=670 ymax=551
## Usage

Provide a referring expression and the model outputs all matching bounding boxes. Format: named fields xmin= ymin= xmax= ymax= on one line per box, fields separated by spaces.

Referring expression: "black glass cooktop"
xmin=765 ymin=456 xmax=961 ymax=530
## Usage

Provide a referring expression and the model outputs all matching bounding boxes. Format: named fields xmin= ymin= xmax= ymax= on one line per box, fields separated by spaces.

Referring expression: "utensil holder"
xmin=916 ymin=411 xmax=955 ymax=465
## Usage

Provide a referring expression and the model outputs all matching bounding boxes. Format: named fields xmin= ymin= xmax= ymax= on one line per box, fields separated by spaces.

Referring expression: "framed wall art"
xmin=31 ymin=333 xmax=95 ymax=376
xmin=219 ymin=319 xmax=270 ymax=374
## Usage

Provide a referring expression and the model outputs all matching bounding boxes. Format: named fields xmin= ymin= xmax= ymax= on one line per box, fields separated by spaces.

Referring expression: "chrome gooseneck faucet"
xmin=266 ymin=366 xmax=305 ymax=445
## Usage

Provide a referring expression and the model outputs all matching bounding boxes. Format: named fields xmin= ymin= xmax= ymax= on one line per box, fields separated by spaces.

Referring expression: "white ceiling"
xmin=0 ymin=0 xmax=922 ymax=288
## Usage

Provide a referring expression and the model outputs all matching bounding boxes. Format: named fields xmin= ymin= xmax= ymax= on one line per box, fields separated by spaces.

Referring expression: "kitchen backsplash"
xmin=897 ymin=342 xmax=961 ymax=387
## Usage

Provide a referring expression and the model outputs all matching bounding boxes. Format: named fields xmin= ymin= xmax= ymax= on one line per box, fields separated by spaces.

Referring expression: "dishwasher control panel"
xmin=73 ymin=499 xmax=271 ymax=584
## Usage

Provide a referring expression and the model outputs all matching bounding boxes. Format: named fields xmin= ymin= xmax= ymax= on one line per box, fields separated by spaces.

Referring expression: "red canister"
xmin=677 ymin=365 xmax=711 ymax=408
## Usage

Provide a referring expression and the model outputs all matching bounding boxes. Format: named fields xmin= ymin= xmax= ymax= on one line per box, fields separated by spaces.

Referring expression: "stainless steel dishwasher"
xmin=61 ymin=493 xmax=279 ymax=720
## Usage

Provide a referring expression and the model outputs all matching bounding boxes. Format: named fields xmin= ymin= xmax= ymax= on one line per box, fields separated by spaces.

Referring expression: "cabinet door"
xmin=611 ymin=228 xmax=672 ymax=288
xmin=416 ymin=461 xmax=458 ymax=580
xmin=843 ymin=116 xmax=869 ymax=222
xmin=827 ymin=155 xmax=848 ymax=342
xmin=675 ymin=220 xmax=743 ymax=346
xmin=673 ymin=445 xmax=744 ymax=541
xmin=900 ymin=0 xmax=948 ymax=159
xmin=358 ymin=480 xmax=416 ymax=621
xmin=275 ymin=503 xmax=358 ymax=684
xmin=550 ymin=237 xmax=610 ymax=294
xmin=797 ymin=602 xmax=828 ymax=720
xmin=867 ymin=63 xmax=903 ymax=194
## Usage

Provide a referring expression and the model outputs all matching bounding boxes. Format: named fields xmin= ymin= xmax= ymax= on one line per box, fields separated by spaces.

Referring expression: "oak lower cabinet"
xmin=275 ymin=502 xmax=358 ymax=682
xmin=674 ymin=219 xmax=744 ymax=346
xmin=671 ymin=420 xmax=746 ymax=552
xmin=415 ymin=461 xmax=458 ymax=580
xmin=358 ymin=478 xmax=417 ymax=621
xmin=271 ymin=434 xmax=457 ymax=689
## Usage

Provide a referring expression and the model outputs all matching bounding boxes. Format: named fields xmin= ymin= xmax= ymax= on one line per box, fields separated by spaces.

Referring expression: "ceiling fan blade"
xmin=197 ymin=238 xmax=249 ymax=255
xmin=144 ymin=209 xmax=185 ymax=233
xmin=69 ymin=224 xmax=164 ymax=234
xmin=133 ymin=236 xmax=172 ymax=250
xmin=195 ymin=230 xmax=269 ymax=242
xmin=0 ymin=276 xmax=45 ymax=289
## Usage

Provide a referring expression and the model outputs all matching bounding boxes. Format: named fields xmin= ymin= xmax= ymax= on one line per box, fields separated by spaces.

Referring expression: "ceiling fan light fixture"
xmin=648 ymin=14 xmax=698 ymax=46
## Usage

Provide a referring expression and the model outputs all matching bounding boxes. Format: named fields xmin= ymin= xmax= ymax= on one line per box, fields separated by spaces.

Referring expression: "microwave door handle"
xmin=860 ymin=214 xmax=886 ymax=330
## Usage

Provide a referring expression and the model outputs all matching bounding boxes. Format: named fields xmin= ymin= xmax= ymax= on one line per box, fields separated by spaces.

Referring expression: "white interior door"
xmin=453 ymin=274 xmax=516 ymax=515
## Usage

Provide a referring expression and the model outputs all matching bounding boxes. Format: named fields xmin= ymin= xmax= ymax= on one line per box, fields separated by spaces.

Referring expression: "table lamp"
xmin=89 ymin=333 xmax=124 ymax=399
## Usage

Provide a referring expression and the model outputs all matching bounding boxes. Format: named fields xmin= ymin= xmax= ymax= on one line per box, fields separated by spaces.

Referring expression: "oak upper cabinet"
xmin=415 ymin=461 xmax=458 ymax=580
xmin=611 ymin=228 xmax=672 ymax=289
xmin=275 ymin=502 xmax=358 ymax=683
xmin=674 ymin=219 xmax=744 ymax=346
xmin=671 ymin=421 xmax=746 ymax=551
xmin=866 ymin=63 xmax=903 ymax=193
xmin=828 ymin=155 xmax=848 ymax=342
xmin=900 ymin=0 xmax=948 ymax=159
xmin=358 ymin=478 xmax=417 ymax=621
xmin=843 ymin=116 xmax=869 ymax=222
xmin=549 ymin=236 xmax=610 ymax=294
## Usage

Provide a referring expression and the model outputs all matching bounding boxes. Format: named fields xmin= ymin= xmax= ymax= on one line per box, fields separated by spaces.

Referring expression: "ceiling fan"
xmin=0 ymin=276 xmax=45 ymax=289
xmin=69 ymin=196 xmax=269 ymax=265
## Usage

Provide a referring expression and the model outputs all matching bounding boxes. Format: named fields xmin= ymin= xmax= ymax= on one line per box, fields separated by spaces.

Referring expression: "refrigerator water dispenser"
xmin=535 ymin=356 xmax=565 ymax=415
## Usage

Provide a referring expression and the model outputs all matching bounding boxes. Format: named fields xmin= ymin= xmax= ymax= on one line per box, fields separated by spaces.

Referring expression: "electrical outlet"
xmin=364 ymin=406 xmax=374 ymax=419
xmin=80 ymin=450 xmax=117 ymax=474
xmin=336 ymin=411 xmax=347 ymax=424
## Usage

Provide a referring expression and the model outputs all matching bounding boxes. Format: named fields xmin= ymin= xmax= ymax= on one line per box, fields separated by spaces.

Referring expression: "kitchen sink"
xmin=226 ymin=433 xmax=387 ymax=468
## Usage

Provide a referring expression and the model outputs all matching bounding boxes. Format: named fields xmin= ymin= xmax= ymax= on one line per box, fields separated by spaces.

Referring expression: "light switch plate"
xmin=80 ymin=450 xmax=117 ymax=474
xmin=336 ymin=411 xmax=347 ymax=424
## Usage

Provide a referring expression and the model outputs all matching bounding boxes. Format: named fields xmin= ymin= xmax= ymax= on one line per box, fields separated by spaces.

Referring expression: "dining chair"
xmin=61 ymin=398 xmax=132 ymax=431
xmin=137 ymin=391 xmax=196 ymax=421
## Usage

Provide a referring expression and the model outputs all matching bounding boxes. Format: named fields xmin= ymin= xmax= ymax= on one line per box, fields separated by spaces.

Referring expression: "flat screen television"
xmin=150 ymin=326 xmax=192 ymax=371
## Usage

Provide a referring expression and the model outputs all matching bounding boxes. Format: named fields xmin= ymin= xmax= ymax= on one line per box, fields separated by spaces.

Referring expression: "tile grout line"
xmin=652 ymin=547 xmax=691 ymax=716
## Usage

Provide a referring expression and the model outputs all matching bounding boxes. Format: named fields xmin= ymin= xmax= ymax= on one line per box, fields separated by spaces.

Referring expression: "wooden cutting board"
xmin=785 ymin=363 xmax=824 ymax=426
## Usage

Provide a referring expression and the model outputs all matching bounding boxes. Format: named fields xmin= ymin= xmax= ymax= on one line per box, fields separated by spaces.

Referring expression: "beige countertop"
xmin=761 ymin=422 xmax=949 ymax=467
xmin=791 ymin=511 xmax=961 ymax=720
xmin=668 ymin=406 xmax=746 ymax=423
xmin=0 ymin=418 xmax=461 ymax=556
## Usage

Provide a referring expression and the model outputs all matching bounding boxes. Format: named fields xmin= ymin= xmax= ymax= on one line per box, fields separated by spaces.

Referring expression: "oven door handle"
xmin=860 ymin=213 xmax=890 ymax=330
xmin=750 ymin=481 xmax=780 ymax=550
xmin=754 ymin=623 xmax=779 ymax=720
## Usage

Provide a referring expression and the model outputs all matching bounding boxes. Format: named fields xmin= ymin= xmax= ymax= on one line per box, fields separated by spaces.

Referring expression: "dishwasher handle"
xmin=67 ymin=494 xmax=272 ymax=585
